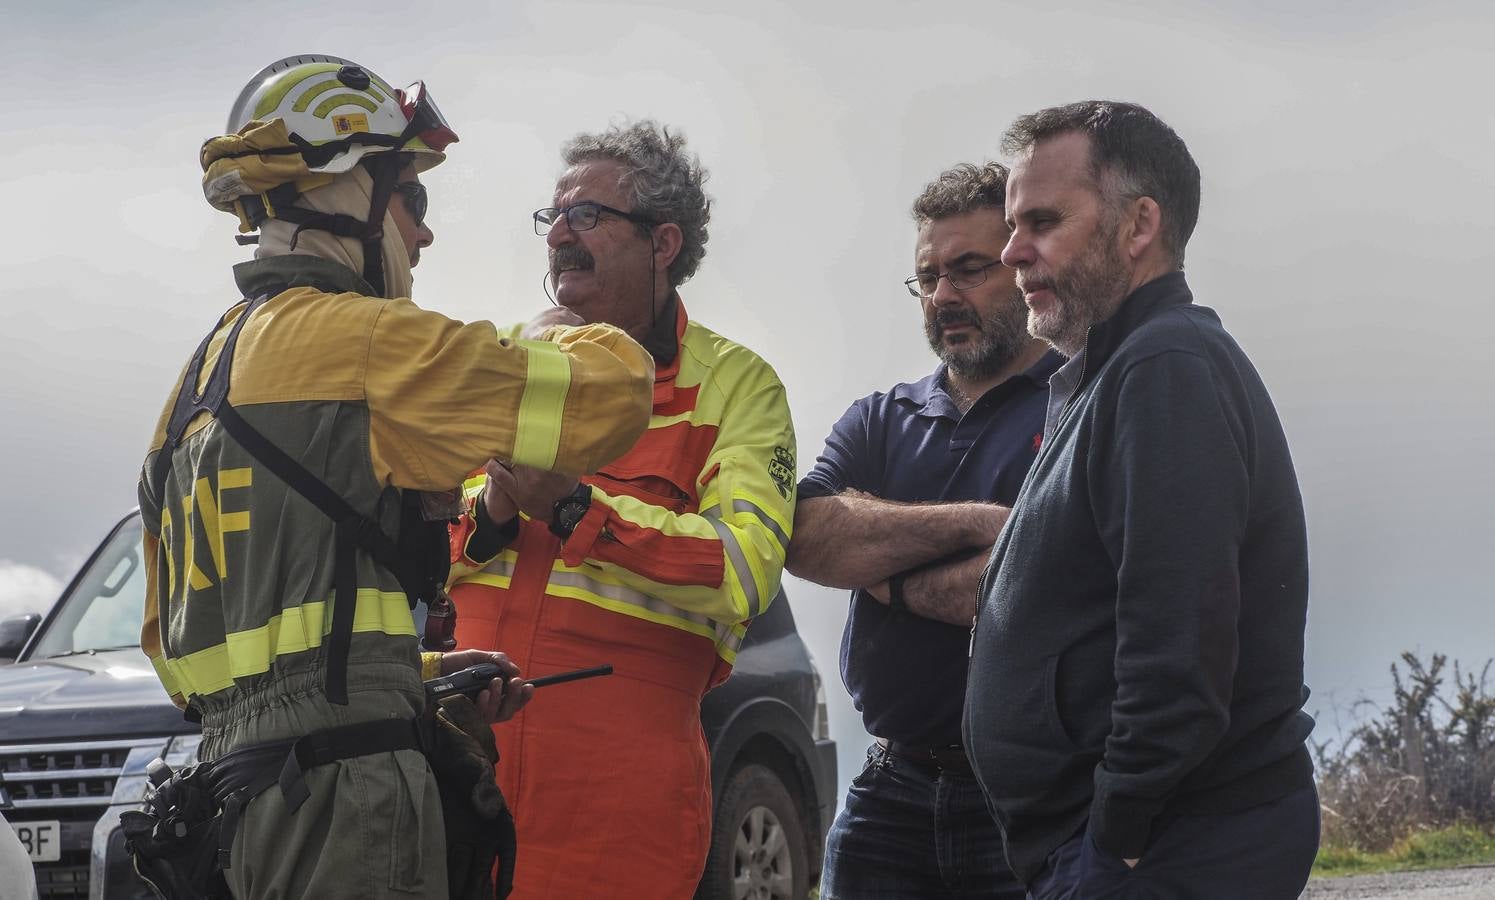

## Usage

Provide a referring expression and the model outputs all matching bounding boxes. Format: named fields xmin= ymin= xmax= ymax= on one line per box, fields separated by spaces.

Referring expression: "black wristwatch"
xmin=888 ymin=572 xmax=909 ymax=613
xmin=549 ymin=482 xmax=593 ymax=541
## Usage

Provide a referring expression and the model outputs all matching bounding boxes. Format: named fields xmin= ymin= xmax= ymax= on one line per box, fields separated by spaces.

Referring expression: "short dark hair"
xmin=1001 ymin=101 xmax=1200 ymax=266
xmin=911 ymin=162 xmax=1009 ymax=224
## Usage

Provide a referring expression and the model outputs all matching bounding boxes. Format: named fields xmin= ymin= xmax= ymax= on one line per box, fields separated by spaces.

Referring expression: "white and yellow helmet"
xmin=202 ymin=54 xmax=459 ymax=297
xmin=225 ymin=54 xmax=454 ymax=175
xmin=202 ymin=54 xmax=459 ymax=220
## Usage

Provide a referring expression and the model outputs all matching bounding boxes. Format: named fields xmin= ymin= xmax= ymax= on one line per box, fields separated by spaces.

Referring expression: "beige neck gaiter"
xmin=255 ymin=164 xmax=415 ymax=300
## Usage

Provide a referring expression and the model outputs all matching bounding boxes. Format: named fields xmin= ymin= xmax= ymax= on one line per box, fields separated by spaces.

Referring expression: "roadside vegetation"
xmin=1313 ymin=652 xmax=1495 ymax=876
xmin=1314 ymin=822 xmax=1495 ymax=876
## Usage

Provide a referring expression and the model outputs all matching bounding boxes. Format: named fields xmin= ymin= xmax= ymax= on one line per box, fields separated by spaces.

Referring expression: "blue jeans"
xmin=820 ymin=743 xmax=1025 ymax=899
xmin=1027 ymin=785 xmax=1320 ymax=900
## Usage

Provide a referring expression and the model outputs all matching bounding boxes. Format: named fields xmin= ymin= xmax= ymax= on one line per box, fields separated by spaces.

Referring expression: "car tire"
xmin=697 ymin=762 xmax=811 ymax=900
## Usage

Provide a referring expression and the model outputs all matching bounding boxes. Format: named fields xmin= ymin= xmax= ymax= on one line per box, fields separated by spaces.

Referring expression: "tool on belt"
xmin=123 ymin=698 xmax=513 ymax=900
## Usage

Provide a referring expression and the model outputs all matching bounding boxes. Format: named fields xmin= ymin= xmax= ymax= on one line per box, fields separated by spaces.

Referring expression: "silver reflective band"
xmin=700 ymin=499 xmax=790 ymax=553
xmin=549 ymin=570 xmax=715 ymax=630
xmin=703 ymin=514 xmax=764 ymax=617
xmin=474 ymin=534 xmax=746 ymax=655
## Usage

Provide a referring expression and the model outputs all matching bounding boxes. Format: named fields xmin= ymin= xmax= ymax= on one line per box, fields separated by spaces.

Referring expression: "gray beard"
xmin=1025 ymin=228 xmax=1132 ymax=357
xmin=926 ymin=292 xmax=1030 ymax=381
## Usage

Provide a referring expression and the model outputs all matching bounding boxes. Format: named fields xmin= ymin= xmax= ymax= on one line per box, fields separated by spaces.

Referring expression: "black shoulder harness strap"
xmin=148 ymin=291 xmax=426 ymax=706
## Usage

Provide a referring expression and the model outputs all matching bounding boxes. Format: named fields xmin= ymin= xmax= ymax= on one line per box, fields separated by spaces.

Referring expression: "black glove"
xmin=120 ymin=764 xmax=232 ymax=900
xmin=425 ymin=695 xmax=517 ymax=899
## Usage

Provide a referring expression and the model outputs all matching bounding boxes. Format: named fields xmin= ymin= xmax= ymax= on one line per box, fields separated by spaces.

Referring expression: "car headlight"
xmin=161 ymin=734 xmax=203 ymax=769
xmin=111 ymin=734 xmax=202 ymax=806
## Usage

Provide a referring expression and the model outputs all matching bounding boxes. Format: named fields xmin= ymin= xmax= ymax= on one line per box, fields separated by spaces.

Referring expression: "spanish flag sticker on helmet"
xmin=332 ymin=113 xmax=370 ymax=135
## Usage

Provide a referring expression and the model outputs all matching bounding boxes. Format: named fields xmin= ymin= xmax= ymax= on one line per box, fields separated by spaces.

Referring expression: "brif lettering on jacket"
xmin=158 ymin=466 xmax=253 ymax=600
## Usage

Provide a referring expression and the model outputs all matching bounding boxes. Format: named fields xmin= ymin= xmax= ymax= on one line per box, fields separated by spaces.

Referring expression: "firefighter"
xmin=136 ymin=55 xmax=654 ymax=899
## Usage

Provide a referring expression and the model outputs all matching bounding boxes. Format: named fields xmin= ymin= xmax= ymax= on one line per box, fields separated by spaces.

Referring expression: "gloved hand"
xmin=426 ymin=695 xmax=516 ymax=899
xmin=120 ymin=764 xmax=232 ymax=900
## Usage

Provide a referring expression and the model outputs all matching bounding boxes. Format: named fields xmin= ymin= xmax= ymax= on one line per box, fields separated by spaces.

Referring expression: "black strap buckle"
xmin=276 ymin=718 xmax=422 ymax=814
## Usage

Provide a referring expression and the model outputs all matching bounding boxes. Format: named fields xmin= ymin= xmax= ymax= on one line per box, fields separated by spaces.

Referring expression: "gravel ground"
xmin=1302 ymin=866 xmax=1495 ymax=899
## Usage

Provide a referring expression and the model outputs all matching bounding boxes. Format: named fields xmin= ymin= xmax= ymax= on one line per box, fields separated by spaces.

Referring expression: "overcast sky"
xmin=2 ymin=0 xmax=1492 ymax=793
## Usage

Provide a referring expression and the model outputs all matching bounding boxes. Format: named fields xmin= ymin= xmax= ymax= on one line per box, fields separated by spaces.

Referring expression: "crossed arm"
xmin=785 ymin=490 xmax=1007 ymax=626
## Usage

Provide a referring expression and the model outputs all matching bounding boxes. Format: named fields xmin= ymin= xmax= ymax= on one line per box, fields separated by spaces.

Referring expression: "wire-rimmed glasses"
xmin=904 ymin=261 xmax=1002 ymax=298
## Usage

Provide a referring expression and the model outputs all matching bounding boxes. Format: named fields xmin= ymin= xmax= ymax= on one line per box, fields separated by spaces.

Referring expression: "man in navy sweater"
xmin=964 ymin=102 xmax=1318 ymax=899
xmin=789 ymin=163 xmax=1060 ymax=899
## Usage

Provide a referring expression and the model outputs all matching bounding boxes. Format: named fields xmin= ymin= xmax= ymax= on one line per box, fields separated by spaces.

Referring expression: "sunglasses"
xmin=394 ymin=181 xmax=428 ymax=228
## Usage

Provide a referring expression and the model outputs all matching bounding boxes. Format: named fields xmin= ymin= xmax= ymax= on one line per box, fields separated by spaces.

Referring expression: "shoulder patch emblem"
xmin=768 ymin=446 xmax=795 ymax=500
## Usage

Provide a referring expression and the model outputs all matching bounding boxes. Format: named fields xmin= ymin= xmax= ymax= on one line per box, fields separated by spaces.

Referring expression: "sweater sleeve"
xmin=1086 ymin=350 xmax=1250 ymax=859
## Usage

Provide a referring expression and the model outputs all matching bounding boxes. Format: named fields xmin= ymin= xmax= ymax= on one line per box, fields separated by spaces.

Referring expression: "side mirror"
xmin=0 ymin=613 xmax=42 ymax=662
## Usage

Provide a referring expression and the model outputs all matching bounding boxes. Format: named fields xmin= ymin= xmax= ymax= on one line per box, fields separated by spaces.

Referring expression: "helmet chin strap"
xmin=243 ymin=152 xmax=406 ymax=298
xmin=359 ymin=152 xmax=402 ymax=298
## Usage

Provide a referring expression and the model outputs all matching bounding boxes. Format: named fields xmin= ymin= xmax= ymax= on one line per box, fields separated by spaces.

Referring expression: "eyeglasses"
xmin=533 ymin=202 xmax=654 ymax=236
xmin=903 ymin=261 xmax=1003 ymax=298
xmin=394 ymin=181 xmax=428 ymax=228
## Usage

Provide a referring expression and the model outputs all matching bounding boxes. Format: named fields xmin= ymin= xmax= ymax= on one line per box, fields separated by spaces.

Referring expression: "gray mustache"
xmin=1017 ymin=273 xmax=1050 ymax=293
xmin=549 ymin=246 xmax=595 ymax=277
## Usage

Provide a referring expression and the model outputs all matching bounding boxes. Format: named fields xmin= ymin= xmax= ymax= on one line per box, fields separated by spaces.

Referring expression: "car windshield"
xmin=28 ymin=515 xmax=148 ymax=660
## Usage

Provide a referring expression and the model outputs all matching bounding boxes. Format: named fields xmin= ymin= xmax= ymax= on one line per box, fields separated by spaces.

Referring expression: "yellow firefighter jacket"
xmin=138 ymin=255 xmax=652 ymax=752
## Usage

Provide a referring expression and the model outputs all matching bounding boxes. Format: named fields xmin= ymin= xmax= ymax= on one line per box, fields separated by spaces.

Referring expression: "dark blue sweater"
xmin=964 ymin=273 xmax=1315 ymax=882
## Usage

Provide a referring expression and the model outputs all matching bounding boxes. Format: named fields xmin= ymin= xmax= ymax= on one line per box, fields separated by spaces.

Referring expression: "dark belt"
xmin=208 ymin=717 xmax=423 ymax=812
xmin=203 ymin=717 xmax=423 ymax=869
xmin=876 ymin=738 xmax=973 ymax=776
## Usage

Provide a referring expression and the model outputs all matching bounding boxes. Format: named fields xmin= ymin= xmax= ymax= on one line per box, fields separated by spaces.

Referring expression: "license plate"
xmin=14 ymin=819 xmax=61 ymax=862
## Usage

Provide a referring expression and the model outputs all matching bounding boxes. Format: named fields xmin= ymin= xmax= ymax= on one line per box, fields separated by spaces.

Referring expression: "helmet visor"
xmin=399 ymin=81 xmax=459 ymax=152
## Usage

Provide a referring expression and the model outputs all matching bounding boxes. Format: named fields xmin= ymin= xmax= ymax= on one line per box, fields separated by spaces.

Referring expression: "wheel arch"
xmin=707 ymin=695 xmax=825 ymax=882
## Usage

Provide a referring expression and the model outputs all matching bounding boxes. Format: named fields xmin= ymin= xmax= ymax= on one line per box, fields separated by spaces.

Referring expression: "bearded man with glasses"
xmin=786 ymin=162 xmax=1060 ymax=899
xmin=446 ymin=120 xmax=797 ymax=900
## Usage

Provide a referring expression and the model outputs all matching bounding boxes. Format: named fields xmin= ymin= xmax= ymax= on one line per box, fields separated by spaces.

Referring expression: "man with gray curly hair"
xmin=787 ymin=162 xmax=1060 ymax=899
xmin=446 ymin=121 xmax=798 ymax=899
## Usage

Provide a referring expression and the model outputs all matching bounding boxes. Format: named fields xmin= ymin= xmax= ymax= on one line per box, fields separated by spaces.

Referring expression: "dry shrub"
xmin=1315 ymin=653 xmax=1495 ymax=852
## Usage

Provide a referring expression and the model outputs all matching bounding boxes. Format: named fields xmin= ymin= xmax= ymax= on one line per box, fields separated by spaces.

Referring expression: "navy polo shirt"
xmin=798 ymin=351 xmax=1062 ymax=748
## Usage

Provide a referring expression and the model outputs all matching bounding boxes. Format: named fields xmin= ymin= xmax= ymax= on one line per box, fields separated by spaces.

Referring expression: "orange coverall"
xmin=448 ymin=300 xmax=796 ymax=899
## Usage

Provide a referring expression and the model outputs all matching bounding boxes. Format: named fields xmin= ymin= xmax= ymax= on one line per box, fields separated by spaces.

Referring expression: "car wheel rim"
xmin=730 ymin=804 xmax=794 ymax=900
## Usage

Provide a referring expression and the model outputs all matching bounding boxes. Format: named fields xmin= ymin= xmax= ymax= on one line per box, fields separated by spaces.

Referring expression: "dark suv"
xmin=0 ymin=510 xmax=836 ymax=900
